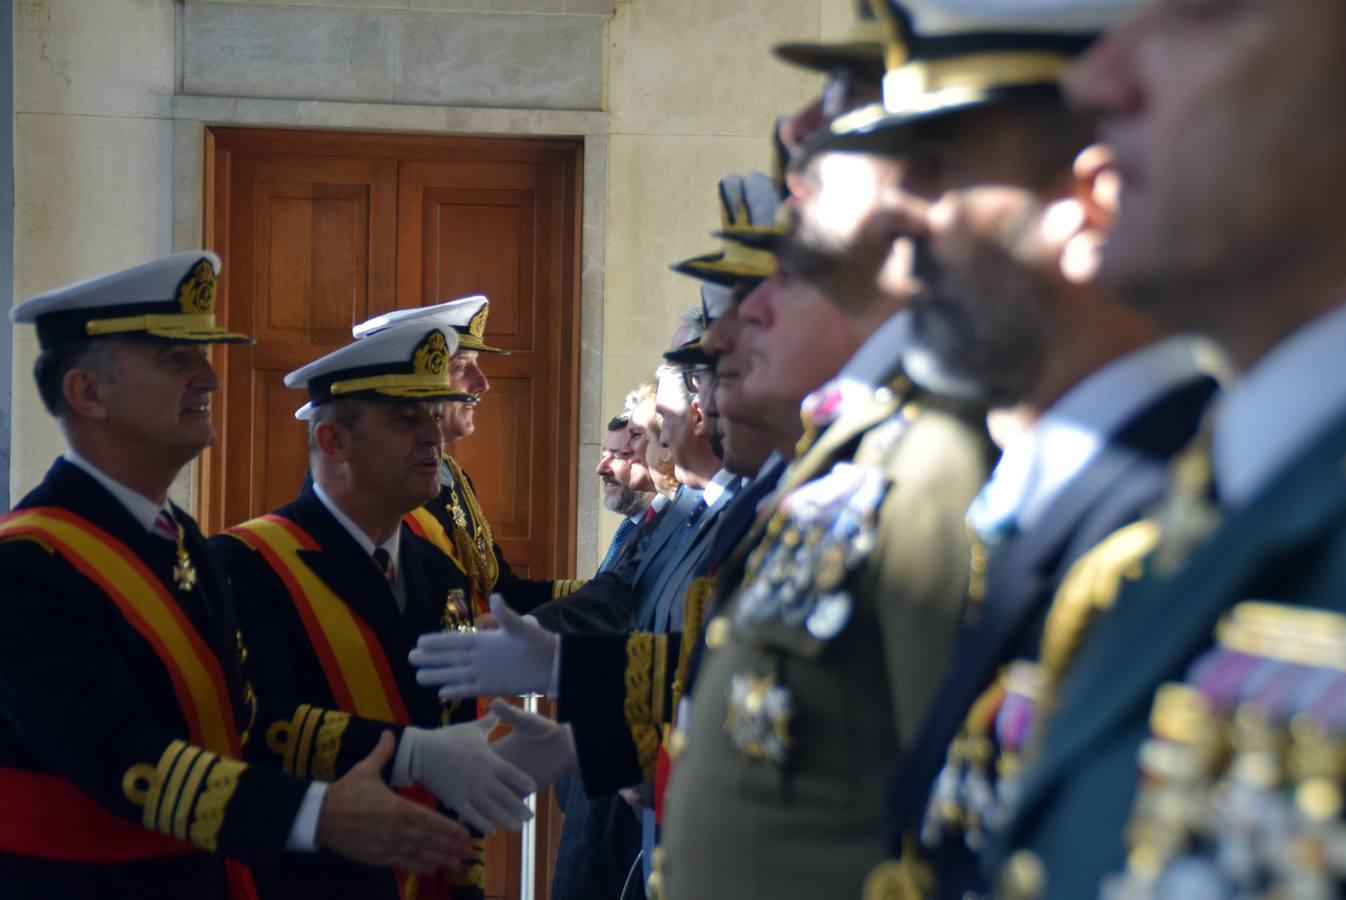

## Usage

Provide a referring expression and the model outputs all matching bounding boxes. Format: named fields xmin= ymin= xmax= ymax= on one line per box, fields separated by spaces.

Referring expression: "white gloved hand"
xmin=409 ymin=594 xmax=558 ymax=701
xmin=400 ymin=716 xmax=537 ymax=834
xmin=486 ymin=698 xmax=578 ymax=790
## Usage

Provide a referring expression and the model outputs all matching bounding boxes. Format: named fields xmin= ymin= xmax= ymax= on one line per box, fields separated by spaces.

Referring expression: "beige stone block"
xmin=391 ymin=11 xmax=603 ymax=110
xmin=608 ymin=0 xmax=821 ymax=137
xmin=820 ymin=0 xmax=865 ymax=42
xmin=410 ymin=0 xmax=612 ymax=13
xmin=13 ymin=113 xmax=174 ymax=301
xmin=183 ymin=4 xmax=603 ymax=110
xmin=8 ymin=334 xmax=65 ymax=503
xmin=598 ymin=352 xmax=661 ymax=428
xmin=14 ymin=0 xmax=176 ymax=119
xmin=185 ymin=0 xmax=411 ymax=7
xmin=604 ymin=133 xmax=767 ymax=355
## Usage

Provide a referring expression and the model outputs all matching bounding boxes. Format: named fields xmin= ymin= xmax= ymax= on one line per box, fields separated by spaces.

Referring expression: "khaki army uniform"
xmin=660 ymin=369 xmax=994 ymax=899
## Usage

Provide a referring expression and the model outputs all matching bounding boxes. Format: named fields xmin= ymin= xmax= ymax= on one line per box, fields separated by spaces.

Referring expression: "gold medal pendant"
xmin=173 ymin=548 xmax=198 ymax=592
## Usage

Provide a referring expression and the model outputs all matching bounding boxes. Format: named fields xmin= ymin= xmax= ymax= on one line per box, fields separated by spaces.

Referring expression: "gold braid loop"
xmin=443 ymin=455 xmax=500 ymax=600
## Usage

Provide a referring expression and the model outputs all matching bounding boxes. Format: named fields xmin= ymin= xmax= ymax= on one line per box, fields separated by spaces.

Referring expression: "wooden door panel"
xmin=453 ymin=374 xmax=533 ymax=548
xmin=424 ymin=188 xmax=535 ymax=345
xmin=250 ymin=366 xmax=311 ymax=514
xmin=205 ymin=128 xmax=581 ymax=900
xmin=254 ymin=183 xmax=371 ymax=343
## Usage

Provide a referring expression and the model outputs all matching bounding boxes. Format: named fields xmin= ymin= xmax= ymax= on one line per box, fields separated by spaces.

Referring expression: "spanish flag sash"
xmin=0 ymin=507 xmax=258 ymax=898
xmin=226 ymin=515 xmax=410 ymax=725
xmin=0 ymin=507 xmax=241 ymax=755
xmin=226 ymin=515 xmax=459 ymax=900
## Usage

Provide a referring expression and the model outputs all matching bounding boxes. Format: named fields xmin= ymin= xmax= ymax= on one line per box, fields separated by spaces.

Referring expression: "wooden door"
xmin=201 ymin=127 xmax=581 ymax=900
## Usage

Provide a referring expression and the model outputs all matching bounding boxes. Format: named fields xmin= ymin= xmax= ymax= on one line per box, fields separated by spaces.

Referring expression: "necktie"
xmin=152 ymin=508 xmax=180 ymax=543
xmin=372 ymin=547 xmax=396 ymax=584
xmin=598 ymin=516 xmax=639 ymax=574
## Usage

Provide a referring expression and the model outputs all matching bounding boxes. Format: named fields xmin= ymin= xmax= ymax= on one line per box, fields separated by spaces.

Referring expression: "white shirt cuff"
xmin=392 ymin=728 xmax=419 ymax=788
xmin=548 ymin=641 xmax=561 ymax=700
xmin=285 ymin=782 xmax=328 ymax=851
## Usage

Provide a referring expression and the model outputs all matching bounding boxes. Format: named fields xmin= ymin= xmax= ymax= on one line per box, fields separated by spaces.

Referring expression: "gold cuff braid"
xmin=624 ymin=634 xmax=661 ymax=774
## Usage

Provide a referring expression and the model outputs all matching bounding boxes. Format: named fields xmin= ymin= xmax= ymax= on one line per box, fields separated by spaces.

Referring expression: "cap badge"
xmin=412 ymin=330 xmax=451 ymax=377
xmin=467 ymin=306 xmax=489 ymax=341
xmin=177 ymin=258 xmax=217 ymax=315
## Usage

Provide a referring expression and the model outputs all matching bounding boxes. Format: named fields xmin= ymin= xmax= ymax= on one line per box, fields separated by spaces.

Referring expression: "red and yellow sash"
xmin=227 ymin=515 xmax=410 ymax=725
xmin=227 ymin=515 xmax=462 ymax=900
xmin=0 ymin=507 xmax=257 ymax=898
xmin=0 ymin=507 xmax=241 ymax=754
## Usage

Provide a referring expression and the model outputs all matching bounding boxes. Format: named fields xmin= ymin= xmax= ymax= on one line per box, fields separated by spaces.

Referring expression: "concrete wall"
xmin=8 ymin=0 xmax=849 ymax=567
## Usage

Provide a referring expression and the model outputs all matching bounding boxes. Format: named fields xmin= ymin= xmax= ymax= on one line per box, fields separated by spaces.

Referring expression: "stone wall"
xmin=8 ymin=0 xmax=851 ymax=566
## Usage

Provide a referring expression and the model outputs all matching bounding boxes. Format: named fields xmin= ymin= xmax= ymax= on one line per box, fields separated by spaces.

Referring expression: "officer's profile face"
xmin=77 ymin=339 xmax=221 ymax=466
xmin=443 ymin=350 xmax=488 ymax=443
xmin=1065 ymin=0 xmax=1346 ymax=343
xmin=654 ymin=370 xmax=698 ymax=468
xmin=337 ymin=399 xmax=444 ymax=511
xmin=705 ymin=301 xmax=754 ymax=426
xmin=738 ymin=265 xmax=860 ymax=411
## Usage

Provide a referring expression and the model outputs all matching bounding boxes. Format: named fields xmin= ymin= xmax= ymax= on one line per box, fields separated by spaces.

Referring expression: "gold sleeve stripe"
xmin=551 ymin=579 xmax=585 ymax=599
xmin=651 ymin=635 xmax=670 ymax=727
xmin=172 ymin=749 xmax=217 ymax=840
xmin=294 ymin=704 xmax=325 ymax=778
xmin=157 ymin=744 xmax=205 ymax=834
xmin=142 ymin=740 xmax=189 ymax=831
xmin=189 ymin=757 xmax=246 ymax=852
xmin=311 ymin=710 xmax=351 ymax=781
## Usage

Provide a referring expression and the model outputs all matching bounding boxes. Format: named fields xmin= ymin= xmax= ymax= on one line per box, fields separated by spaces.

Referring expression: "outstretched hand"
xmin=317 ymin=731 xmax=471 ymax=875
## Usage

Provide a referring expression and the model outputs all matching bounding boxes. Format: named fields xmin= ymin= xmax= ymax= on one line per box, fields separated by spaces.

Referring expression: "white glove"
xmin=398 ymin=716 xmax=537 ymax=834
xmin=409 ymin=594 xmax=558 ymax=701
xmin=486 ymin=698 xmax=578 ymax=790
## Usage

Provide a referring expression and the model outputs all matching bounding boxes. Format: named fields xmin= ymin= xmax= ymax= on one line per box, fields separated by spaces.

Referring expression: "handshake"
xmin=400 ymin=594 xmax=578 ymax=828
xmin=314 ymin=595 xmax=577 ymax=877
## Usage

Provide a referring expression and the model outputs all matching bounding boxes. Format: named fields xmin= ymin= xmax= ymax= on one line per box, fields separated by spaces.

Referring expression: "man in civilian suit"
xmin=548 ymin=408 xmax=654 ymax=900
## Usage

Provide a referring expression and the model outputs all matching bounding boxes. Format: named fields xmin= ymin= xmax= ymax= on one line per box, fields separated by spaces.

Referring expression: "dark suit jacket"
xmin=210 ymin=484 xmax=480 ymax=900
xmin=988 ymin=408 xmax=1346 ymax=899
xmin=531 ymin=486 xmax=706 ymax=635
xmin=885 ymin=373 xmax=1218 ymax=898
xmin=551 ymin=473 xmax=775 ymax=796
xmin=0 ymin=459 xmax=310 ymax=900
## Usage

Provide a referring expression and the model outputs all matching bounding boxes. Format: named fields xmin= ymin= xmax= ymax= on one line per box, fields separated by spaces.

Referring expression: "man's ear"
xmin=62 ymin=368 xmax=109 ymax=421
xmin=313 ymin=420 xmax=348 ymax=461
xmin=1060 ymin=144 xmax=1118 ymax=285
xmin=689 ymin=398 xmax=707 ymax=437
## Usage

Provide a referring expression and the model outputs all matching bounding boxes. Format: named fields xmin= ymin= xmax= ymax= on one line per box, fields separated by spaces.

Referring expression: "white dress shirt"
xmin=968 ymin=336 xmax=1225 ymax=537
xmin=1213 ymin=301 xmax=1346 ymax=508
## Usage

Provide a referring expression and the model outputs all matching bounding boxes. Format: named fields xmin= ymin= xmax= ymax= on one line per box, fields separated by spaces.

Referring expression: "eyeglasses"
xmin=681 ymin=366 xmax=713 ymax=395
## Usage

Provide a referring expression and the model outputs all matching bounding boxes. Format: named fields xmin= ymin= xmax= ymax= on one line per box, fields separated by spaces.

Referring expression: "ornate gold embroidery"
xmin=413 ymin=330 xmax=451 ymax=377
xmin=552 ymin=579 xmax=585 ymax=599
xmin=624 ymin=634 xmax=660 ymax=774
xmin=671 ymin=577 xmax=715 ymax=713
xmin=442 ymin=455 xmax=500 ymax=601
xmin=141 ymin=740 xmax=190 ymax=831
xmin=189 ymin=757 xmax=246 ymax=851
xmin=1031 ymin=519 xmax=1162 ymax=743
xmin=311 ymin=711 xmax=351 ymax=781
xmin=176 ymin=258 xmax=217 ymax=314
xmin=447 ymin=837 xmax=488 ymax=888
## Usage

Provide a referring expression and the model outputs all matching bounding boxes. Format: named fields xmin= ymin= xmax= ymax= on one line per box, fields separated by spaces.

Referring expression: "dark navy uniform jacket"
xmin=0 ymin=459 xmax=317 ymax=900
xmin=210 ymin=482 xmax=481 ymax=900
